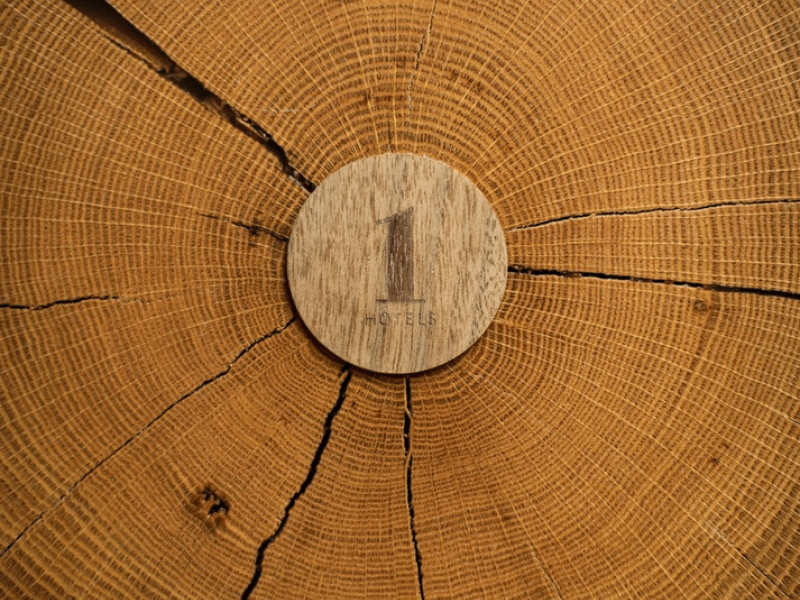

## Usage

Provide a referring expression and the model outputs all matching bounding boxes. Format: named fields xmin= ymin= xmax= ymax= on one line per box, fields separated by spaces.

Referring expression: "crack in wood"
xmin=505 ymin=198 xmax=800 ymax=231
xmin=199 ymin=213 xmax=289 ymax=243
xmin=738 ymin=548 xmax=790 ymax=599
xmin=0 ymin=295 xmax=141 ymax=310
xmin=508 ymin=266 xmax=800 ymax=302
xmin=61 ymin=0 xmax=316 ymax=193
xmin=0 ymin=317 xmax=295 ymax=559
xmin=241 ymin=365 xmax=353 ymax=600
xmin=404 ymin=377 xmax=426 ymax=600
xmin=408 ymin=0 xmax=438 ymax=114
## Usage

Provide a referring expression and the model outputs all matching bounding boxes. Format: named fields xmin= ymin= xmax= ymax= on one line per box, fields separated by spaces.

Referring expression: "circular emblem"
xmin=288 ymin=153 xmax=507 ymax=374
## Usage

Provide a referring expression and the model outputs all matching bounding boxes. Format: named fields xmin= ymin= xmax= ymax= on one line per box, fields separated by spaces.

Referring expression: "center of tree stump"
xmin=287 ymin=153 xmax=507 ymax=374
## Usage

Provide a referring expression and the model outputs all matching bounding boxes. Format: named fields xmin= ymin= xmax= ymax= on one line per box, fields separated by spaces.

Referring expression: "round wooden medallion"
xmin=287 ymin=153 xmax=507 ymax=374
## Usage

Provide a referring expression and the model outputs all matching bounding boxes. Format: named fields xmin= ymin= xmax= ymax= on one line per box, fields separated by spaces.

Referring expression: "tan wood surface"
xmin=288 ymin=153 xmax=507 ymax=374
xmin=1 ymin=0 xmax=799 ymax=599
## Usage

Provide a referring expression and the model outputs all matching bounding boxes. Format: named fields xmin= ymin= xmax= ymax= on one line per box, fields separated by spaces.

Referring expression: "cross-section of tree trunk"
xmin=1 ymin=0 xmax=798 ymax=598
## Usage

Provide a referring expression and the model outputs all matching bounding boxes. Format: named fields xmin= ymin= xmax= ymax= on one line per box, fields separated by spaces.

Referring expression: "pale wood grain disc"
xmin=288 ymin=154 xmax=507 ymax=374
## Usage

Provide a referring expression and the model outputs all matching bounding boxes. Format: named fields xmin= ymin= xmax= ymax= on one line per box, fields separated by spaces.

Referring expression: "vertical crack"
xmin=241 ymin=365 xmax=354 ymax=600
xmin=62 ymin=0 xmax=315 ymax=192
xmin=405 ymin=377 xmax=426 ymax=600
xmin=407 ymin=0 xmax=438 ymax=114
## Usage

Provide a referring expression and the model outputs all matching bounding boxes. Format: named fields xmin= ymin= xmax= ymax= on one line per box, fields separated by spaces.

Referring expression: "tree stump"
xmin=1 ymin=0 xmax=798 ymax=598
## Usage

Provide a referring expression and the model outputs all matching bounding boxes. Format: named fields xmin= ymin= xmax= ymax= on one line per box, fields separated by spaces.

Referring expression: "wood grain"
xmin=288 ymin=153 xmax=508 ymax=374
xmin=1 ymin=0 xmax=799 ymax=598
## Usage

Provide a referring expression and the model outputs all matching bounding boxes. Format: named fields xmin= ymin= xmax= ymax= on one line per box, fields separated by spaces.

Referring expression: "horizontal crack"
xmin=509 ymin=266 xmax=800 ymax=302
xmin=200 ymin=213 xmax=289 ymax=243
xmin=0 ymin=316 xmax=295 ymax=559
xmin=62 ymin=0 xmax=315 ymax=193
xmin=506 ymin=198 xmax=800 ymax=231
xmin=241 ymin=365 xmax=354 ymax=600
xmin=0 ymin=295 xmax=147 ymax=311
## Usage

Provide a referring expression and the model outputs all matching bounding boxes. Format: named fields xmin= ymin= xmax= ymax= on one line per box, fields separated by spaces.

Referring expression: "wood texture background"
xmin=0 ymin=0 xmax=798 ymax=598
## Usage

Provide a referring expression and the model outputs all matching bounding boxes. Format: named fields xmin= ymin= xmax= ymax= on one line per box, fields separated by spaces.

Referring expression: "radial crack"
xmin=739 ymin=549 xmax=790 ymax=599
xmin=506 ymin=198 xmax=800 ymax=231
xmin=0 ymin=295 xmax=134 ymax=310
xmin=0 ymin=316 xmax=295 ymax=559
xmin=199 ymin=213 xmax=289 ymax=243
xmin=405 ymin=377 xmax=426 ymax=600
xmin=241 ymin=365 xmax=354 ymax=600
xmin=408 ymin=0 xmax=438 ymax=113
xmin=508 ymin=266 xmax=800 ymax=302
xmin=61 ymin=0 xmax=315 ymax=192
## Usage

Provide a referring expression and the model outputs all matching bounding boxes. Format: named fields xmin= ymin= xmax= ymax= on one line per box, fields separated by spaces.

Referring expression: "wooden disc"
xmin=2 ymin=1 xmax=799 ymax=599
xmin=288 ymin=154 xmax=507 ymax=374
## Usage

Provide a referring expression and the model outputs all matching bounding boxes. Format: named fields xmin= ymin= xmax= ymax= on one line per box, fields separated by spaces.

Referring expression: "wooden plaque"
xmin=288 ymin=154 xmax=507 ymax=374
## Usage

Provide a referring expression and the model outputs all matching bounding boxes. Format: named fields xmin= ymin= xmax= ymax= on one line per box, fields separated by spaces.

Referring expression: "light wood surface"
xmin=288 ymin=154 xmax=507 ymax=374
xmin=1 ymin=0 xmax=799 ymax=598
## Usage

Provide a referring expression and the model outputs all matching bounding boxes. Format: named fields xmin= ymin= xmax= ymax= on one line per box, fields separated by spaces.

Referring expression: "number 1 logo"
xmin=376 ymin=208 xmax=424 ymax=303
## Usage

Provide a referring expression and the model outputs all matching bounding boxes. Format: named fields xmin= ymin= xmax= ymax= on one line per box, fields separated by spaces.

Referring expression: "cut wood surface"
xmin=288 ymin=153 xmax=507 ymax=374
xmin=1 ymin=0 xmax=798 ymax=599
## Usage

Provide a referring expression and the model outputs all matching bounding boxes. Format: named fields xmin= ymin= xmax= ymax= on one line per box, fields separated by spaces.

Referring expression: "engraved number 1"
xmin=377 ymin=208 xmax=423 ymax=303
